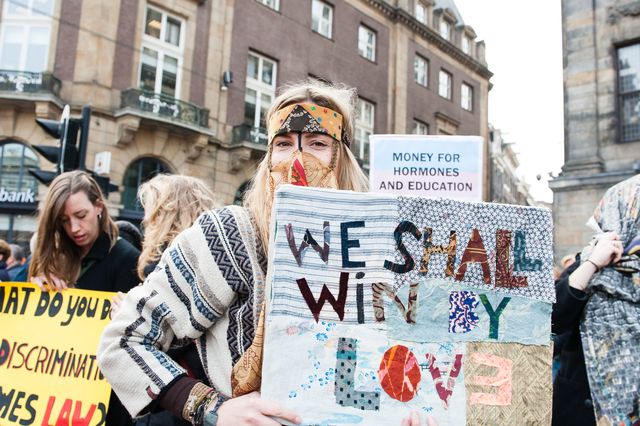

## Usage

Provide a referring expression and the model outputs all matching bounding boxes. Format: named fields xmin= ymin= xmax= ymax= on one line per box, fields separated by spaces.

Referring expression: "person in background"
xmin=13 ymin=232 xmax=37 ymax=282
xmin=116 ymin=220 xmax=143 ymax=252
xmin=29 ymin=170 xmax=140 ymax=426
xmin=98 ymin=80 xmax=425 ymax=426
xmin=6 ymin=244 xmax=25 ymax=280
xmin=552 ymin=174 xmax=639 ymax=426
xmin=111 ymin=174 xmax=219 ymax=426
xmin=0 ymin=239 xmax=11 ymax=281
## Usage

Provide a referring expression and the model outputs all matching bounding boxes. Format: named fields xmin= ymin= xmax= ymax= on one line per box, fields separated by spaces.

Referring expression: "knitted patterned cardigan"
xmin=97 ymin=206 xmax=267 ymax=417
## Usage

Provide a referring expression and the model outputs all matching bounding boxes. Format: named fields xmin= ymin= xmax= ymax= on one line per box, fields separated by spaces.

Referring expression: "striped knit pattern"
xmin=97 ymin=206 xmax=263 ymax=417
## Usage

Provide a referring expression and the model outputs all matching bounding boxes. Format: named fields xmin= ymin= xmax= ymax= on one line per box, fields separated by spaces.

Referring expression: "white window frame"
xmin=439 ymin=69 xmax=452 ymax=99
xmin=244 ymin=51 xmax=277 ymax=131
xmin=462 ymin=35 xmax=471 ymax=54
xmin=413 ymin=120 xmax=429 ymax=135
xmin=0 ymin=0 xmax=54 ymax=72
xmin=355 ymin=98 xmax=375 ymax=165
xmin=415 ymin=2 xmax=427 ymax=24
xmin=311 ymin=0 xmax=333 ymax=39
xmin=357 ymin=25 xmax=376 ymax=62
xmin=461 ymin=82 xmax=473 ymax=111
xmin=139 ymin=5 xmax=185 ymax=99
xmin=414 ymin=54 xmax=428 ymax=87
xmin=256 ymin=0 xmax=279 ymax=10
xmin=439 ymin=18 xmax=451 ymax=41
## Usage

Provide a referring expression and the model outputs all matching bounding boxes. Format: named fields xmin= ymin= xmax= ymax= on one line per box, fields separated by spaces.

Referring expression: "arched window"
xmin=0 ymin=141 xmax=40 ymax=245
xmin=234 ymin=180 xmax=251 ymax=205
xmin=0 ymin=141 xmax=38 ymax=194
xmin=120 ymin=157 xmax=171 ymax=221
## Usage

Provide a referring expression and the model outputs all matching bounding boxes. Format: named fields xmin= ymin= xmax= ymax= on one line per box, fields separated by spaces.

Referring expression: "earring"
xmin=98 ymin=213 xmax=102 ymax=220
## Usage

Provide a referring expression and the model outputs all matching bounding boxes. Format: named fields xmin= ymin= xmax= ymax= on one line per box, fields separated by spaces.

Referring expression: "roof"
xmin=434 ymin=0 xmax=465 ymax=26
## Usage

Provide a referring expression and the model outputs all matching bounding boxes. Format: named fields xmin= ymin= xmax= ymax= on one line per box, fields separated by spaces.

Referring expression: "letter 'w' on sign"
xmin=469 ymin=352 xmax=513 ymax=406
xmin=285 ymin=222 xmax=330 ymax=267
xmin=297 ymin=272 xmax=348 ymax=322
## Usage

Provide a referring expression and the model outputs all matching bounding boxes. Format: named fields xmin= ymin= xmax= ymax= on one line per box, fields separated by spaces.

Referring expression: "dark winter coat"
xmin=551 ymin=257 xmax=596 ymax=426
xmin=77 ymin=232 xmax=140 ymax=426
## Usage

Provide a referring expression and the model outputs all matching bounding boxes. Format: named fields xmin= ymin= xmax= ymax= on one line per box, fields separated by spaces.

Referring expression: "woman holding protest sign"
xmin=98 ymin=80 xmax=427 ymax=426
xmin=29 ymin=170 xmax=140 ymax=425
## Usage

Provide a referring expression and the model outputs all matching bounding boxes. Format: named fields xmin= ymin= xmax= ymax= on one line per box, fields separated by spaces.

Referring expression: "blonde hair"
xmin=29 ymin=171 xmax=118 ymax=285
xmin=137 ymin=174 xmax=218 ymax=280
xmin=243 ymin=79 xmax=369 ymax=251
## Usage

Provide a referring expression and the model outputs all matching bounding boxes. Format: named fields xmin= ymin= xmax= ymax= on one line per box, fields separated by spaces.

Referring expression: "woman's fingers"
xmin=51 ymin=275 xmax=67 ymax=290
xmin=31 ymin=276 xmax=49 ymax=291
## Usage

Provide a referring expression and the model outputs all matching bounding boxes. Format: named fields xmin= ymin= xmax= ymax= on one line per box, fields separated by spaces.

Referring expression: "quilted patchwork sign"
xmin=262 ymin=186 xmax=554 ymax=425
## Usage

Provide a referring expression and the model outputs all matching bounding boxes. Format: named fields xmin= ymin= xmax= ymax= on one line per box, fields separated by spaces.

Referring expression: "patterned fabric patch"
xmin=448 ymin=291 xmax=480 ymax=333
xmin=397 ymin=196 xmax=555 ymax=303
xmin=464 ymin=342 xmax=552 ymax=425
xmin=386 ymin=279 xmax=551 ymax=345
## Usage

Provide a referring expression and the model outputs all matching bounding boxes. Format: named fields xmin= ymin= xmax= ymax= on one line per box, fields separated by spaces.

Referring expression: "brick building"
xmin=0 ymin=0 xmax=492 ymax=246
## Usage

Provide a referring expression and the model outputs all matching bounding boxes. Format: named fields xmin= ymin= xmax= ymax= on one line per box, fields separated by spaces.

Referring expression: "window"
xmin=439 ymin=18 xmax=451 ymax=41
xmin=415 ymin=2 xmax=427 ymax=24
xmin=462 ymin=35 xmax=472 ymax=55
xmin=413 ymin=120 xmax=429 ymax=135
xmin=414 ymin=54 xmax=428 ymax=87
xmin=244 ymin=52 xmax=277 ymax=133
xmin=139 ymin=6 xmax=184 ymax=98
xmin=121 ymin=157 xmax=171 ymax=214
xmin=311 ymin=0 xmax=333 ymax=39
xmin=256 ymin=0 xmax=279 ymax=10
xmin=354 ymin=98 xmax=375 ymax=166
xmin=439 ymin=70 xmax=452 ymax=99
xmin=618 ymin=43 xmax=640 ymax=143
xmin=0 ymin=0 xmax=54 ymax=71
xmin=461 ymin=82 xmax=473 ymax=111
xmin=358 ymin=25 xmax=376 ymax=61
xmin=0 ymin=141 xmax=38 ymax=195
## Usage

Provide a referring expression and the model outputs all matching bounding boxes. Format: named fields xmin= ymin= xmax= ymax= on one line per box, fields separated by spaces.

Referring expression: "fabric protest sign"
xmin=0 ymin=282 xmax=114 ymax=426
xmin=262 ymin=186 xmax=554 ymax=425
xmin=369 ymin=135 xmax=483 ymax=202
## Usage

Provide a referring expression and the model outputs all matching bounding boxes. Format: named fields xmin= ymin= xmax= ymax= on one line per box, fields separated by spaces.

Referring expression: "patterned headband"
xmin=267 ymin=102 xmax=346 ymax=146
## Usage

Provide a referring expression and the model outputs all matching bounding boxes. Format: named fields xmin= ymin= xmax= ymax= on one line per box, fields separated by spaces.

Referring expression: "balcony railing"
xmin=120 ymin=88 xmax=209 ymax=128
xmin=0 ymin=70 xmax=61 ymax=97
xmin=231 ymin=124 xmax=268 ymax=146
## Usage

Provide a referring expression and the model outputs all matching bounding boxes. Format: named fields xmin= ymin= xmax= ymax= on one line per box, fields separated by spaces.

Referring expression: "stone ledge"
xmin=549 ymin=169 xmax=637 ymax=192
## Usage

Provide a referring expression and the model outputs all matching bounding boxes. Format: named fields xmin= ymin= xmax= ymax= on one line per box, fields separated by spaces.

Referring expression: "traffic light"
xmin=29 ymin=105 xmax=90 ymax=185
xmin=93 ymin=174 xmax=119 ymax=199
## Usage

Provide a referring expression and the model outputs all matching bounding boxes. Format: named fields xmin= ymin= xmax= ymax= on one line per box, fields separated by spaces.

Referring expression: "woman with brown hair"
xmin=30 ymin=170 xmax=139 ymax=293
xmin=29 ymin=170 xmax=140 ymax=425
xmin=98 ymin=80 xmax=423 ymax=426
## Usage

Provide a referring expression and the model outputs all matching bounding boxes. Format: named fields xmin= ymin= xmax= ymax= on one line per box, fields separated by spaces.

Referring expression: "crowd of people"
xmin=1 ymin=80 xmax=637 ymax=426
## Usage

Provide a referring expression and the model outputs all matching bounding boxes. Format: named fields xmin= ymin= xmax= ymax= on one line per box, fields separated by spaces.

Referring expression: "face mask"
xmin=269 ymin=149 xmax=338 ymax=193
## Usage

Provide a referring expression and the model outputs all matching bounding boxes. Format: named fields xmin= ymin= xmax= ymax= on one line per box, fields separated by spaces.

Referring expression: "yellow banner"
xmin=0 ymin=282 xmax=114 ymax=426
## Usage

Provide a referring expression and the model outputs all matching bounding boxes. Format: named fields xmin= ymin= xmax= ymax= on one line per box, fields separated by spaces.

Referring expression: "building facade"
xmin=488 ymin=125 xmax=535 ymax=206
xmin=550 ymin=0 xmax=640 ymax=261
xmin=0 ymin=0 xmax=491 ymax=246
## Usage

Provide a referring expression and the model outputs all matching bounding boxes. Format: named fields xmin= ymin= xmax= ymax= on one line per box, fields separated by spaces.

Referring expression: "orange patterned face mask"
xmin=269 ymin=149 xmax=339 ymax=193
xmin=267 ymin=102 xmax=347 ymax=145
